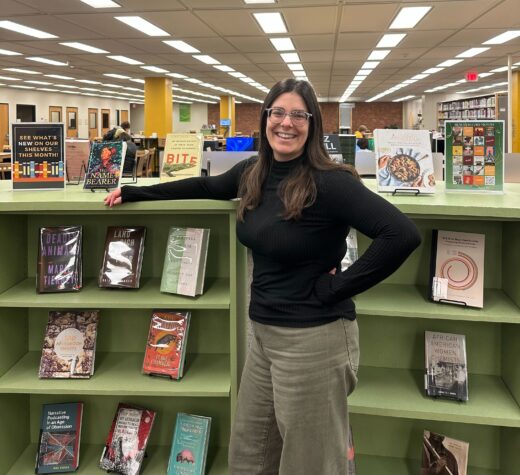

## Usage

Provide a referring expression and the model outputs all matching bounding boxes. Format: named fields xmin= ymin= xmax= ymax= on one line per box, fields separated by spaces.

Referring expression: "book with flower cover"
xmin=37 ymin=226 xmax=82 ymax=293
xmin=167 ymin=413 xmax=211 ymax=475
xmin=38 ymin=310 xmax=99 ymax=379
xmin=35 ymin=402 xmax=83 ymax=473
xmin=99 ymin=226 xmax=146 ymax=289
xmin=142 ymin=310 xmax=191 ymax=379
xmin=422 ymin=430 xmax=469 ymax=475
xmin=83 ymin=141 xmax=126 ymax=190
xmin=99 ymin=403 xmax=156 ymax=475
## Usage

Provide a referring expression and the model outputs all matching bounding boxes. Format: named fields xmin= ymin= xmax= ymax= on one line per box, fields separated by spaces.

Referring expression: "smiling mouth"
xmin=275 ymin=132 xmax=297 ymax=139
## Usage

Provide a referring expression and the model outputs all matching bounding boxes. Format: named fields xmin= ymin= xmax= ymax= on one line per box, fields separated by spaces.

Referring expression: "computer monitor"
xmin=220 ymin=119 xmax=231 ymax=126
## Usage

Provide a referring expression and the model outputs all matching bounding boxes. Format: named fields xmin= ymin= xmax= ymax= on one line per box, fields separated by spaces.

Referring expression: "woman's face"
xmin=101 ymin=147 xmax=111 ymax=165
xmin=266 ymin=91 xmax=309 ymax=162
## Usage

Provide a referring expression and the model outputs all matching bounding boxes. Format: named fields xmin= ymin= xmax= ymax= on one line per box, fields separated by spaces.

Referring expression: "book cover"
xmin=35 ymin=402 xmax=83 ymax=473
xmin=160 ymin=133 xmax=203 ymax=183
xmin=142 ymin=310 xmax=191 ymax=379
xmin=425 ymin=331 xmax=468 ymax=401
xmin=99 ymin=403 xmax=156 ymax=475
xmin=99 ymin=226 xmax=146 ymax=289
xmin=341 ymin=229 xmax=359 ymax=271
xmin=39 ymin=310 xmax=99 ymax=379
xmin=422 ymin=430 xmax=469 ymax=475
xmin=160 ymin=227 xmax=210 ymax=297
xmin=429 ymin=230 xmax=485 ymax=308
xmin=374 ymin=128 xmax=436 ymax=194
xmin=37 ymin=226 xmax=82 ymax=293
xmin=167 ymin=413 xmax=211 ymax=475
xmin=83 ymin=141 xmax=126 ymax=190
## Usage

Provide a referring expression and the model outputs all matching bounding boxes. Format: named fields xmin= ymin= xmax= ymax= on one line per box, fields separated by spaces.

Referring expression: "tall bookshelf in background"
xmin=0 ymin=184 xmax=248 ymax=475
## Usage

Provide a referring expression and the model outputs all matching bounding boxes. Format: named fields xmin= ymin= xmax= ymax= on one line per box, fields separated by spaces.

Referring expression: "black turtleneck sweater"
xmin=121 ymin=156 xmax=421 ymax=327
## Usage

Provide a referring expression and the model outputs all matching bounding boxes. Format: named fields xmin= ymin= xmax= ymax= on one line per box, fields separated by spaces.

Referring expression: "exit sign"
xmin=465 ymin=71 xmax=479 ymax=82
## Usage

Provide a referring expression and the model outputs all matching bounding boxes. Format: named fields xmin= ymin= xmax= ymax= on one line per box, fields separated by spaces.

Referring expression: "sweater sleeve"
xmin=121 ymin=157 xmax=255 ymax=203
xmin=313 ymin=171 xmax=421 ymax=305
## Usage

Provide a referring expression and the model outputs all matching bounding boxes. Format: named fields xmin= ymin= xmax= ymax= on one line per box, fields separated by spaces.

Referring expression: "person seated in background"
xmin=356 ymin=138 xmax=370 ymax=151
xmin=103 ymin=121 xmax=131 ymax=141
xmin=354 ymin=125 xmax=369 ymax=139
xmin=117 ymin=131 xmax=137 ymax=175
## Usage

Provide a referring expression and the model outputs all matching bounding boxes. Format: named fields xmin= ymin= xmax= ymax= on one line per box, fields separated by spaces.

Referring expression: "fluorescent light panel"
xmin=214 ymin=65 xmax=234 ymax=72
xmin=108 ymin=55 xmax=143 ymax=65
xmin=483 ymin=30 xmax=520 ymax=45
xmin=0 ymin=76 xmax=21 ymax=81
xmin=4 ymin=68 xmax=41 ymax=74
xmin=457 ymin=47 xmax=490 ymax=58
xmin=389 ymin=6 xmax=431 ymax=29
xmin=368 ymin=50 xmax=390 ymax=61
xmin=129 ymin=78 xmax=145 ymax=83
xmin=24 ymin=80 xmax=52 ymax=85
xmin=0 ymin=20 xmax=57 ymax=39
xmin=253 ymin=12 xmax=287 ymax=34
xmin=376 ymin=34 xmax=406 ymax=48
xmin=288 ymin=63 xmax=304 ymax=71
xmin=76 ymin=79 xmax=101 ymax=84
xmin=270 ymin=37 xmax=295 ymax=51
xmin=45 ymin=74 xmax=74 ymax=80
xmin=80 ymin=0 xmax=121 ymax=7
xmin=423 ymin=67 xmax=444 ymax=74
xmin=163 ymin=40 xmax=199 ymax=53
xmin=361 ymin=61 xmax=380 ymax=69
xmin=280 ymin=52 xmax=300 ymax=63
xmin=0 ymin=48 xmax=21 ymax=55
xmin=26 ymin=57 xmax=68 ymax=66
xmin=115 ymin=16 xmax=169 ymax=36
xmin=437 ymin=59 xmax=463 ymax=67
xmin=104 ymin=73 xmax=131 ymax=79
xmin=193 ymin=55 xmax=220 ymax=65
xmin=166 ymin=73 xmax=188 ymax=79
xmin=244 ymin=0 xmax=276 ymax=4
xmin=141 ymin=65 xmax=169 ymax=73
xmin=60 ymin=42 xmax=108 ymax=53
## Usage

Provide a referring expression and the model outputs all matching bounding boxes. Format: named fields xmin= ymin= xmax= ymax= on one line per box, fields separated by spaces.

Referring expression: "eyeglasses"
xmin=266 ymin=107 xmax=312 ymax=125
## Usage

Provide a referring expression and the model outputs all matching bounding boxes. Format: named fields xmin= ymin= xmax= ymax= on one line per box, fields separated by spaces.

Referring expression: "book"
xmin=425 ymin=331 xmax=468 ymax=401
xmin=37 ymin=226 xmax=82 ymax=293
xmin=160 ymin=227 xmax=210 ymax=297
xmin=83 ymin=141 xmax=126 ymax=190
xmin=39 ymin=310 xmax=99 ymax=379
xmin=99 ymin=226 xmax=146 ymax=289
xmin=142 ymin=310 xmax=191 ymax=379
xmin=160 ymin=133 xmax=203 ymax=183
xmin=99 ymin=403 xmax=156 ymax=475
xmin=429 ymin=230 xmax=485 ymax=308
xmin=422 ymin=430 xmax=469 ymax=475
xmin=341 ymin=228 xmax=359 ymax=271
xmin=167 ymin=413 xmax=211 ymax=475
xmin=35 ymin=402 xmax=83 ymax=473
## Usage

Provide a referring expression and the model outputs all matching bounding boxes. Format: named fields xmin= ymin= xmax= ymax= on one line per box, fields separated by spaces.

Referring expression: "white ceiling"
xmin=0 ymin=0 xmax=519 ymax=102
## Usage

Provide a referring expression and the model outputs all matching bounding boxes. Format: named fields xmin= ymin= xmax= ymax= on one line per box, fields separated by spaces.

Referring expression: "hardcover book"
xmin=83 ymin=141 xmax=126 ymax=190
xmin=39 ymin=310 xmax=99 ymax=379
xmin=167 ymin=413 xmax=211 ymax=475
xmin=422 ymin=430 xmax=469 ymax=475
xmin=160 ymin=227 xmax=210 ymax=297
xmin=99 ymin=403 xmax=156 ymax=475
xmin=142 ymin=310 xmax=191 ymax=379
xmin=160 ymin=133 xmax=203 ymax=183
xmin=429 ymin=230 xmax=485 ymax=308
xmin=99 ymin=226 xmax=146 ymax=289
xmin=425 ymin=331 xmax=468 ymax=401
xmin=37 ymin=226 xmax=82 ymax=293
xmin=36 ymin=402 xmax=83 ymax=473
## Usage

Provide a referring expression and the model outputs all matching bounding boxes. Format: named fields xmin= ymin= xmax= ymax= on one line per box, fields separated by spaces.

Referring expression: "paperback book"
xmin=160 ymin=133 xmax=203 ymax=183
xmin=142 ymin=310 xmax=191 ymax=379
xmin=341 ymin=229 xmax=359 ymax=271
xmin=99 ymin=403 xmax=156 ymax=475
xmin=35 ymin=402 xmax=83 ymax=473
xmin=429 ymin=230 xmax=485 ymax=308
xmin=37 ymin=226 xmax=82 ymax=293
xmin=160 ymin=227 xmax=210 ymax=297
xmin=84 ymin=141 xmax=126 ymax=190
xmin=39 ymin=310 xmax=99 ymax=379
xmin=422 ymin=430 xmax=469 ymax=475
xmin=425 ymin=331 xmax=468 ymax=401
xmin=99 ymin=226 xmax=146 ymax=289
xmin=167 ymin=413 xmax=211 ymax=475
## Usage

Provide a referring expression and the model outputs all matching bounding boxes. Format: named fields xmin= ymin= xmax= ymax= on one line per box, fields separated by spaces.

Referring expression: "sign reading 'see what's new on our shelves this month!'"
xmin=445 ymin=120 xmax=504 ymax=193
xmin=11 ymin=123 xmax=65 ymax=191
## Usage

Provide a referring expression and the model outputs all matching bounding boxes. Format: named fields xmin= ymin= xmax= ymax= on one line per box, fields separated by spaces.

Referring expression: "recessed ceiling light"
xmin=0 ymin=75 xmax=21 ymax=81
xmin=353 ymin=76 xmax=367 ymax=82
xmin=423 ymin=67 xmax=444 ymax=74
xmin=376 ymin=34 xmax=406 ymax=48
xmin=490 ymin=66 xmax=509 ymax=72
xmin=45 ymin=74 xmax=74 ymax=80
xmin=389 ymin=7 xmax=431 ymax=29
xmin=163 ymin=40 xmax=199 ymax=53
xmin=229 ymin=72 xmax=246 ymax=78
xmin=166 ymin=73 xmax=188 ymax=79
xmin=253 ymin=12 xmax=287 ymax=34
xmin=361 ymin=61 xmax=380 ymax=69
xmin=76 ymin=79 xmax=101 ymax=84
xmin=108 ymin=55 xmax=143 ymax=65
xmin=437 ymin=59 xmax=463 ymax=67
xmin=10 ymin=85 xmax=35 ymax=89
xmin=115 ymin=16 xmax=169 ymax=36
xmin=402 ymin=79 xmax=418 ymax=84
xmin=240 ymin=77 xmax=255 ymax=83
xmin=288 ymin=63 xmax=304 ymax=71
xmin=129 ymin=78 xmax=145 ymax=83
xmin=483 ymin=30 xmax=520 ymax=45
xmin=80 ymin=0 xmax=121 ymax=7
xmin=37 ymin=88 xmax=59 ymax=92
xmin=140 ymin=66 xmax=169 ymax=73
xmin=356 ymin=70 xmax=373 ymax=76
xmin=214 ymin=65 xmax=235 ymax=72
xmin=185 ymin=78 xmax=203 ymax=84
xmin=24 ymin=80 xmax=52 ymax=85
xmin=104 ymin=73 xmax=131 ymax=79
xmin=456 ymin=47 xmax=489 ymax=58
xmin=193 ymin=55 xmax=220 ymax=65
xmin=280 ymin=52 xmax=300 ymax=63
xmin=60 ymin=42 xmax=109 ymax=53
xmin=367 ymin=50 xmax=390 ymax=61
xmin=293 ymin=71 xmax=307 ymax=77
xmin=244 ymin=0 xmax=276 ymax=4
xmin=411 ymin=73 xmax=429 ymax=80
xmin=54 ymin=84 xmax=78 ymax=89
xmin=4 ymin=68 xmax=41 ymax=74
xmin=26 ymin=57 xmax=68 ymax=66
xmin=0 ymin=20 xmax=57 ymax=39
xmin=270 ymin=37 xmax=295 ymax=51
xmin=392 ymin=95 xmax=415 ymax=102
xmin=0 ymin=48 xmax=21 ymax=56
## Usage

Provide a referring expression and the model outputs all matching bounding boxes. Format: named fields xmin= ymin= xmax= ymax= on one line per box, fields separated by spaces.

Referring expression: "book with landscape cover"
xmin=422 ymin=430 xmax=469 ymax=475
xmin=429 ymin=230 xmax=485 ymax=308
xmin=142 ymin=310 xmax=191 ymax=379
xmin=35 ymin=402 xmax=83 ymax=473
xmin=37 ymin=226 xmax=82 ymax=293
xmin=39 ymin=310 xmax=99 ymax=379
xmin=167 ymin=413 xmax=211 ymax=475
xmin=99 ymin=403 xmax=156 ymax=475
xmin=83 ymin=141 xmax=126 ymax=190
xmin=160 ymin=227 xmax=210 ymax=297
xmin=99 ymin=226 xmax=146 ymax=289
xmin=425 ymin=331 xmax=468 ymax=401
xmin=160 ymin=133 xmax=203 ymax=183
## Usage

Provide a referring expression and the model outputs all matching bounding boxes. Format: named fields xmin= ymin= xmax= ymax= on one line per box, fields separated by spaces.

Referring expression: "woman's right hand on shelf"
xmin=104 ymin=188 xmax=122 ymax=207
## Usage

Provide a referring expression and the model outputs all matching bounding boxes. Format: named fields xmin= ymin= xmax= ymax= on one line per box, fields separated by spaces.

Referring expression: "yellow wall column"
xmin=219 ymin=95 xmax=235 ymax=136
xmin=512 ymin=70 xmax=520 ymax=153
xmin=144 ymin=77 xmax=173 ymax=137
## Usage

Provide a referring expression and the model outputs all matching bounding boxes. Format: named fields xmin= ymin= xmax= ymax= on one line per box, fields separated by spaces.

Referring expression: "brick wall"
xmin=208 ymin=103 xmax=219 ymax=128
xmin=236 ymin=103 xmax=262 ymax=135
xmin=320 ymin=102 xmax=339 ymax=133
xmin=351 ymin=102 xmax=403 ymax=132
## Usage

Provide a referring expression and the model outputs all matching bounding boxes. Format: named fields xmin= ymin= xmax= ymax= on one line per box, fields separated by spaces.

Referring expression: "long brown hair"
xmin=237 ymin=78 xmax=356 ymax=221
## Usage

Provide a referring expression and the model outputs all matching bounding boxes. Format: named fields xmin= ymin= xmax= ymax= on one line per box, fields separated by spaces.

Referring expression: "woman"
xmin=105 ymin=79 xmax=421 ymax=474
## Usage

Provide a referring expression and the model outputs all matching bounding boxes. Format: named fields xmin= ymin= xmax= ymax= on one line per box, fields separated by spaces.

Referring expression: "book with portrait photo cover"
xmin=422 ymin=430 xmax=469 ymax=475
xmin=84 ymin=141 xmax=126 ymax=190
xmin=429 ymin=230 xmax=485 ymax=308
xmin=425 ymin=331 xmax=468 ymax=401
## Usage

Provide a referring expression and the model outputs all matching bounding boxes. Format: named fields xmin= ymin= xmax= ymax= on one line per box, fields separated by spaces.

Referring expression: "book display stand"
xmin=391 ymin=188 xmax=421 ymax=196
xmin=66 ymin=161 xmax=87 ymax=186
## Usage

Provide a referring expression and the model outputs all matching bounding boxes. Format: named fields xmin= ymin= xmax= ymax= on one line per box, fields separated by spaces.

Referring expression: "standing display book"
xmin=160 ymin=227 xmax=210 ymax=297
xmin=39 ymin=310 xmax=99 ymax=379
xmin=37 ymin=226 xmax=83 ymax=293
xmin=422 ymin=430 xmax=469 ymax=475
xmin=167 ymin=413 xmax=211 ymax=475
xmin=99 ymin=226 xmax=146 ymax=289
xmin=99 ymin=403 xmax=156 ymax=475
xmin=160 ymin=133 xmax=203 ymax=183
xmin=429 ymin=230 xmax=485 ymax=308
xmin=83 ymin=141 xmax=126 ymax=191
xmin=425 ymin=331 xmax=468 ymax=401
xmin=35 ymin=402 xmax=83 ymax=474
xmin=142 ymin=310 xmax=191 ymax=379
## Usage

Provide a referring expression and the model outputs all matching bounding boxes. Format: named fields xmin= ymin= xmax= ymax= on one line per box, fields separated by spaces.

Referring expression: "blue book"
xmin=167 ymin=413 xmax=211 ymax=475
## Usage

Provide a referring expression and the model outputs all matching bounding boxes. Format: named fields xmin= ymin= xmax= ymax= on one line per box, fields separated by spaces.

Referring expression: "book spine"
xmin=429 ymin=229 xmax=439 ymax=301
